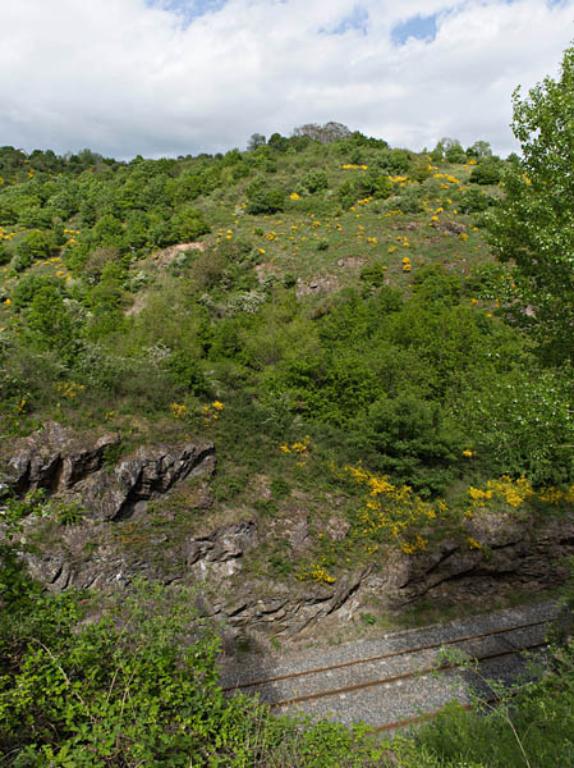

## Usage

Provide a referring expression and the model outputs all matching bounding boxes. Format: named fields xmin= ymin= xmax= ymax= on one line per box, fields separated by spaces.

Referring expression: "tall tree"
xmin=489 ymin=45 xmax=574 ymax=363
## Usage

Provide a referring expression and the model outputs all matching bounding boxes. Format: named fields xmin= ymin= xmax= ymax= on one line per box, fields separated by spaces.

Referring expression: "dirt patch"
xmin=150 ymin=241 xmax=206 ymax=269
xmin=296 ymin=275 xmax=339 ymax=298
xmin=336 ymin=256 xmax=366 ymax=270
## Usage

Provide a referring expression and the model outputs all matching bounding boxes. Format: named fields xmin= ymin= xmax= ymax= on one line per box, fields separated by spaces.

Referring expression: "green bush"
xmin=470 ymin=159 xmax=502 ymax=185
xmin=301 ymin=169 xmax=329 ymax=193
xmin=13 ymin=229 xmax=56 ymax=271
xmin=246 ymin=178 xmax=285 ymax=214
xmin=171 ymin=205 xmax=210 ymax=242
xmin=0 ymin=240 xmax=10 ymax=265
xmin=457 ymin=186 xmax=495 ymax=213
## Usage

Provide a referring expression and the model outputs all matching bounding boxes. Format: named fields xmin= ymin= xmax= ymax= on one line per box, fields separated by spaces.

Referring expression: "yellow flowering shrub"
xmin=467 ymin=476 xmax=535 ymax=511
xmin=279 ymin=436 xmax=311 ymax=456
xmin=170 ymin=402 xmax=189 ymax=419
xmin=298 ymin=564 xmax=336 ymax=585
xmin=344 ymin=465 xmax=445 ymax=554
xmin=56 ymin=382 xmax=85 ymax=400
xmin=201 ymin=401 xmax=225 ymax=422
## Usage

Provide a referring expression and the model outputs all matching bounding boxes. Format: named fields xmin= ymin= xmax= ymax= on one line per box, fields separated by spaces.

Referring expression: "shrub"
xmin=376 ymin=148 xmax=412 ymax=174
xmin=360 ymin=261 xmax=387 ymax=288
xmin=302 ymin=170 xmax=329 ymax=193
xmin=11 ymin=272 xmax=65 ymax=310
xmin=246 ymin=178 xmax=285 ymax=215
xmin=166 ymin=350 xmax=211 ymax=396
xmin=0 ymin=240 xmax=10 ymax=265
xmin=172 ymin=205 xmax=210 ymax=241
xmin=470 ymin=159 xmax=502 ymax=185
xmin=457 ymin=187 xmax=495 ymax=213
xmin=13 ymin=229 xmax=55 ymax=270
xmin=338 ymin=173 xmax=392 ymax=209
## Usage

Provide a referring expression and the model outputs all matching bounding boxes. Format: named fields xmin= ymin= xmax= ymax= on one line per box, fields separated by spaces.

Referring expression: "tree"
xmin=441 ymin=137 xmax=467 ymax=163
xmin=467 ymin=140 xmax=493 ymax=160
xmin=292 ymin=122 xmax=351 ymax=144
xmin=488 ymin=44 xmax=574 ymax=363
xmin=247 ymin=133 xmax=266 ymax=150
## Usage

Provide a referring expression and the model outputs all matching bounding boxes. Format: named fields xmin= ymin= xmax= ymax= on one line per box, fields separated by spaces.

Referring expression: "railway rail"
xmin=220 ymin=600 xmax=559 ymax=731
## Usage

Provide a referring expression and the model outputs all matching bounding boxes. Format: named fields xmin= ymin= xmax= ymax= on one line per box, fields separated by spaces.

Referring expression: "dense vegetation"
xmin=1 ymin=41 xmax=574 ymax=768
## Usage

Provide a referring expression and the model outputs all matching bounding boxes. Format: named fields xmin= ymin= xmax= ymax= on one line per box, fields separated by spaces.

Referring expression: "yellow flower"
xmin=3 ymin=298 xmax=12 ymax=307
xmin=56 ymin=382 xmax=85 ymax=400
xmin=468 ymin=487 xmax=493 ymax=502
xmin=169 ymin=402 xmax=189 ymax=419
xmin=289 ymin=192 xmax=301 ymax=201
xmin=402 ymin=263 xmax=412 ymax=272
xmin=462 ymin=449 xmax=475 ymax=458
xmin=212 ymin=400 xmax=224 ymax=411
xmin=466 ymin=537 xmax=482 ymax=550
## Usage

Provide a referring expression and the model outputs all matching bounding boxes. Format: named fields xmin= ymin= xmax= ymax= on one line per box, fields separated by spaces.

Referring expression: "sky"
xmin=0 ymin=0 xmax=572 ymax=159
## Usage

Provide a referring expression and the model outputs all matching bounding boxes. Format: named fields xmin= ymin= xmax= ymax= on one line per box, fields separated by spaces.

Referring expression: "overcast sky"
xmin=0 ymin=0 xmax=572 ymax=159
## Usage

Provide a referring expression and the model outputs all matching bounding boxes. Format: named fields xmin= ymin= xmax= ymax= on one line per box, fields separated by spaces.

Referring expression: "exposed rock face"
xmin=5 ymin=421 xmax=119 ymax=495
xmin=81 ymin=443 xmax=215 ymax=521
xmin=210 ymin=567 xmax=372 ymax=638
xmin=370 ymin=512 xmax=574 ymax=608
xmin=2 ymin=422 xmax=215 ymax=522
xmin=187 ymin=521 xmax=257 ymax=580
xmin=4 ymin=423 xmax=574 ymax=644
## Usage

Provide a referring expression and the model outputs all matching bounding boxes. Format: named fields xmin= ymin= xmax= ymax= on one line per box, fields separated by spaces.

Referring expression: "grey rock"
xmin=81 ymin=443 xmax=215 ymax=521
xmin=4 ymin=421 xmax=119 ymax=495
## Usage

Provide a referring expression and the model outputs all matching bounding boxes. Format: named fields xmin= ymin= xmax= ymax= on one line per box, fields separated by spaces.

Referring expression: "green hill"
xmin=1 ymin=77 xmax=574 ymax=763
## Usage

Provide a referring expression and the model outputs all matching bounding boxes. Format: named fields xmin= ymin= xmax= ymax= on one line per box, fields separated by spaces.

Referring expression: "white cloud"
xmin=0 ymin=0 xmax=572 ymax=157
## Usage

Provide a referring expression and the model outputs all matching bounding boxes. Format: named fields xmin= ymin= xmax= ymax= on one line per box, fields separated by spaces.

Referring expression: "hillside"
xmin=1 ymin=124 xmax=574 ymax=766
xmin=1 ymin=133 xmax=572 ymax=617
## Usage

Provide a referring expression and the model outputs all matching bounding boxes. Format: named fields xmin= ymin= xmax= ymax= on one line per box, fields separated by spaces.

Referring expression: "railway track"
xmin=220 ymin=600 xmax=559 ymax=731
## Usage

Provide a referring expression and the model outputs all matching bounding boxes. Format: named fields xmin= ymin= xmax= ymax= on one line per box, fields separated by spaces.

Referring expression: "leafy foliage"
xmin=488 ymin=43 xmax=574 ymax=363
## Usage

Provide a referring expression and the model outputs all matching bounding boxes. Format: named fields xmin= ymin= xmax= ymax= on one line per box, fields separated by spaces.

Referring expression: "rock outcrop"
xmin=4 ymin=423 xmax=574 ymax=644
xmin=2 ymin=422 xmax=215 ymax=521
xmin=80 ymin=443 xmax=215 ymax=521
xmin=4 ymin=421 xmax=119 ymax=495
